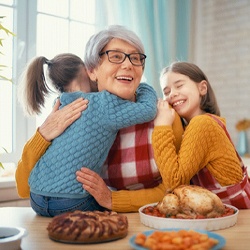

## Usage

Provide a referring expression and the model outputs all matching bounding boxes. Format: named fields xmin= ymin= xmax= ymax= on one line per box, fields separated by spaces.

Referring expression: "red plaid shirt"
xmin=101 ymin=121 xmax=162 ymax=190
xmin=191 ymin=114 xmax=250 ymax=209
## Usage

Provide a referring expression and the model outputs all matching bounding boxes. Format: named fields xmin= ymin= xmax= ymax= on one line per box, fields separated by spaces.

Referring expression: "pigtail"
xmin=18 ymin=56 xmax=51 ymax=115
xmin=18 ymin=53 xmax=85 ymax=115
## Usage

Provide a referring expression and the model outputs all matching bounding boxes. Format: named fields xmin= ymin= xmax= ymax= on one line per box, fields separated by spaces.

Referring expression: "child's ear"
xmin=199 ymin=80 xmax=208 ymax=96
xmin=86 ymin=69 xmax=97 ymax=82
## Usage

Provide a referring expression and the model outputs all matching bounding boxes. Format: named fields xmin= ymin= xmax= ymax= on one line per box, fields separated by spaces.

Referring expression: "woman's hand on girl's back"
xmin=38 ymin=98 xmax=88 ymax=141
xmin=76 ymin=167 xmax=112 ymax=210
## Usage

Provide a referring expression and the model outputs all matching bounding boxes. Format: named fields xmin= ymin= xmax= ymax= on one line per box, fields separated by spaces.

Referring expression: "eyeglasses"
xmin=99 ymin=50 xmax=146 ymax=66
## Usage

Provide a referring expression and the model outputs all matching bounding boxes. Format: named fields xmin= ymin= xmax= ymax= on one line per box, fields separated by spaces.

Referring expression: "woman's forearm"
xmin=111 ymin=183 xmax=166 ymax=212
xmin=15 ymin=130 xmax=51 ymax=198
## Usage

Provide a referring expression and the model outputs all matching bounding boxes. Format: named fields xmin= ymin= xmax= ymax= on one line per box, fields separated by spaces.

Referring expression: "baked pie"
xmin=47 ymin=210 xmax=128 ymax=243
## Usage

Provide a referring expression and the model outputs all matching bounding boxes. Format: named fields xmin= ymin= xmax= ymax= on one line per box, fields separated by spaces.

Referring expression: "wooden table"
xmin=0 ymin=207 xmax=249 ymax=250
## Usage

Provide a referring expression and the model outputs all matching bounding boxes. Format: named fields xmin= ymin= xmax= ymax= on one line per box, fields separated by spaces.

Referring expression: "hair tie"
xmin=46 ymin=60 xmax=52 ymax=67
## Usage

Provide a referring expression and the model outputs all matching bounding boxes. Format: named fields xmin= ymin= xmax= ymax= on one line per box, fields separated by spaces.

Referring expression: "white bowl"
xmin=139 ymin=203 xmax=239 ymax=231
xmin=0 ymin=227 xmax=27 ymax=250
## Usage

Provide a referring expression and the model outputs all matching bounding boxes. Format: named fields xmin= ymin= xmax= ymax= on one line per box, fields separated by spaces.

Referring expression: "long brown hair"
xmin=19 ymin=53 xmax=84 ymax=115
xmin=160 ymin=62 xmax=220 ymax=116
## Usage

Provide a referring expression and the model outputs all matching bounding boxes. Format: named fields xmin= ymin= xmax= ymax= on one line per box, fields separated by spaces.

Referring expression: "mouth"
xmin=115 ymin=76 xmax=133 ymax=81
xmin=172 ymin=100 xmax=185 ymax=107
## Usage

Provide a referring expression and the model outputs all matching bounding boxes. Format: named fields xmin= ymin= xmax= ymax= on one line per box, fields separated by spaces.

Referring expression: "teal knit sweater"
xmin=29 ymin=83 xmax=157 ymax=198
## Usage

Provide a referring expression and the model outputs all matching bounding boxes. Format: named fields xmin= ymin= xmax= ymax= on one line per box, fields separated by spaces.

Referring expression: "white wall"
xmin=191 ymin=0 xmax=250 ymax=151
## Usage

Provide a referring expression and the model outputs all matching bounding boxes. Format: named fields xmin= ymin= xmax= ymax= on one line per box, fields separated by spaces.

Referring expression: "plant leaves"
xmin=0 ymin=147 xmax=8 ymax=169
xmin=0 ymin=75 xmax=12 ymax=81
xmin=0 ymin=23 xmax=15 ymax=36
xmin=0 ymin=16 xmax=15 ymax=83
xmin=0 ymin=162 xmax=4 ymax=169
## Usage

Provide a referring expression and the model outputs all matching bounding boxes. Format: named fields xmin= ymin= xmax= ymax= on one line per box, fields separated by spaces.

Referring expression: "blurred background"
xmin=0 ymin=0 xmax=250 ymax=176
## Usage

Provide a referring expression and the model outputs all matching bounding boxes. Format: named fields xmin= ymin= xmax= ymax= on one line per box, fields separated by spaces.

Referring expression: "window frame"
xmin=1 ymin=0 xmax=96 ymax=169
xmin=1 ymin=1 xmax=37 ymax=165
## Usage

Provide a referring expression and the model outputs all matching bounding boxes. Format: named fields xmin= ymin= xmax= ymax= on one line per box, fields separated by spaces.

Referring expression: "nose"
xmin=169 ymin=89 xmax=179 ymax=99
xmin=121 ymin=55 xmax=133 ymax=68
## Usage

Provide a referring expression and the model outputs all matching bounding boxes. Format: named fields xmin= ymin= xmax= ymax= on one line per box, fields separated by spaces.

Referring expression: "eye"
xmin=164 ymin=90 xmax=170 ymax=97
xmin=176 ymin=83 xmax=184 ymax=88
xmin=110 ymin=53 xmax=123 ymax=60
xmin=130 ymin=54 xmax=140 ymax=62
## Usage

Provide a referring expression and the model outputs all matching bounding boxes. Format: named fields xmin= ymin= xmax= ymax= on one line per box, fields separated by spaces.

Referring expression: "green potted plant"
xmin=0 ymin=16 xmax=15 ymax=169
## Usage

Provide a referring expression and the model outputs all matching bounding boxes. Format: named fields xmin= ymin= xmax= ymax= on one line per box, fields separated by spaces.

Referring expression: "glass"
xmin=69 ymin=22 xmax=95 ymax=55
xmin=70 ymin=0 xmax=95 ymax=23
xmin=99 ymin=50 xmax=146 ymax=66
xmin=237 ymin=131 xmax=248 ymax=156
xmin=38 ymin=0 xmax=69 ymax=17
xmin=37 ymin=14 xmax=69 ymax=56
xmin=0 ymin=7 xmax=13 ymax=153
xmin=35 ymin=4 xmax=96 ymax=127
xmin=0 ymin=0 xmax=13 ymax=4
xmin=36 ymin=14 xmax=70 ymax=126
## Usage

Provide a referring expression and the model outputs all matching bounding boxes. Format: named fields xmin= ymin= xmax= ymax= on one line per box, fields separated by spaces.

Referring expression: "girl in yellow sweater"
xmin=152 ymin=61 xmax=250 ymax=209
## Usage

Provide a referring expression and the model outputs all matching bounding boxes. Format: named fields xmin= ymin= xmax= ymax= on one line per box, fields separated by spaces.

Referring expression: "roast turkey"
xmin=156 ymin=185 xmax=225 ymax=219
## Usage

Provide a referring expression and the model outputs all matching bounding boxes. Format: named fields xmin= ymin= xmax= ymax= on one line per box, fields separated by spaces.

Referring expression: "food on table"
xmin=156 ymin=185 xmax=225 ymax=219
xmin=135 ymin=229 xmax=219 ymax=250
xmin=47 ymin=210 xmax=128 ymax=243
xmin=143 ymin=185 xmax=237 ymax=219
xmin=143 ymin=203 xmax=235 ymax=219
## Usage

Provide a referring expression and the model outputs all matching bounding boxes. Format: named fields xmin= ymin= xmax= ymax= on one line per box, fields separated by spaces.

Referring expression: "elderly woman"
xmin=16 ymin=25 xmax=184 ymax=213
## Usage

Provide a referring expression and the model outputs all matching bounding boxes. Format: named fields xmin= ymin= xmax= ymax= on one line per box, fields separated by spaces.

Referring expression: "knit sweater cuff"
xmin=112 ymin=191 xmax=135 ymax=213
xmin=154 ymin=125 xmax=173 ymax=131
xmin=29 ymin=129 xmax=51 ymax=156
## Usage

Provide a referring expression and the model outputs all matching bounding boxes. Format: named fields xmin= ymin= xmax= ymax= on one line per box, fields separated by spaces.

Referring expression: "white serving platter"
xmin=139 ymin=203 xmax=239 ymax=231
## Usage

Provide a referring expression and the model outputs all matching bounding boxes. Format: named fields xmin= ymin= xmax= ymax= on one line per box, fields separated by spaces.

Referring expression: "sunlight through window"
xmin=36 ymin=0 xmax=96 ymax=126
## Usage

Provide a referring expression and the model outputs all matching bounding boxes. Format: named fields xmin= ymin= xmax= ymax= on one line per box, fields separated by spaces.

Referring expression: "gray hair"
xmin=84 ymin=25 xmax=145 ymax=70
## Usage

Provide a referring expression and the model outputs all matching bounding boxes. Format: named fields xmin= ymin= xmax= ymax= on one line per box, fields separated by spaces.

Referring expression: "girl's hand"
xmin=154 ymin=99 xmax=175 ymax=126
xmin=38 ymin=98 xmax=88 ymax=141
xmin=76 ymin=167 xmax=112 ymax=210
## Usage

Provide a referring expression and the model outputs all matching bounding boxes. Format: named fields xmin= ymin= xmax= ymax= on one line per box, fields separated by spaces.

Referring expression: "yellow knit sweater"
xmin=152 ymin=114 xmax=243 ymax=191
xmin=15 ymin=113 xmax=184 ymax=212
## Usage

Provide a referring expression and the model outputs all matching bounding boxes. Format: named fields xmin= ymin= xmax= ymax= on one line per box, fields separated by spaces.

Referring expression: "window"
xmin=0 ymin=2 xmax=14 ymax=156
xmin=36 ymin=0 xmax=96 ymax=125
xmin=0 ymin=0 xmax=96 ymax=177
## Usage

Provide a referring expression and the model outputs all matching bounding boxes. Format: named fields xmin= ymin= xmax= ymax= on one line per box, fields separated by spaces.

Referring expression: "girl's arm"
xmin=154 ymin=99 xmax=183 ymax=153
xmin=152 ymin=115 xmax=243 ymax=190
xmin=107 ymin=83 xmax=158 ymax=129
